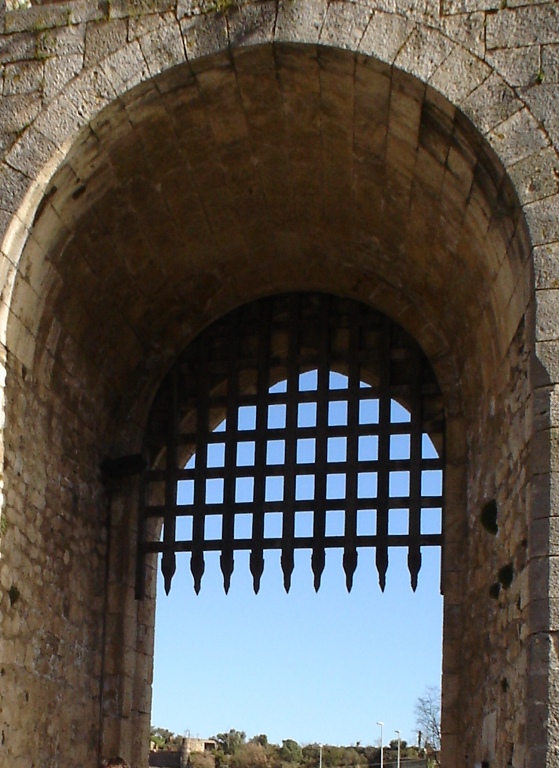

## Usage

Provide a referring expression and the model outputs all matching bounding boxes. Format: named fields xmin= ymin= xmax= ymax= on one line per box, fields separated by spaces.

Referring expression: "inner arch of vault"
xmin=7 ymin=43 xmax=529 ymax=431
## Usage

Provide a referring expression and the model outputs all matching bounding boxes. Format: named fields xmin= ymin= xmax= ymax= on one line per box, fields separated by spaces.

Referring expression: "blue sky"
xmin=151 ymin=539 xmax=443 ymax=748
xmin=150 ymin=378 xmax=443 ymax=749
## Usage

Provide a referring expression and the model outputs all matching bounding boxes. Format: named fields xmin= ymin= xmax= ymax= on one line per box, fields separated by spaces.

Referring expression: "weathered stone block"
xmin=461 ymin=71 xmax=521 ymax=134
xmin=85 ymin=18 xmax=128 ymax=67
xmin=508 ymin=147 xmax=559 ymax=206
xmin=0 ymin=31 xmax=36 ymax=65
xmin=3 ymin=59 xmax=43 ymax=95
xmin=429 ymin=44 xmax=490 ymax=104
xmin=486 ymin=4 xmax=559 ymax=49
xmin=486 ymin=44 xmax=541 ymax=87
xmin=36 ymin=23 xmax=86 ymax=59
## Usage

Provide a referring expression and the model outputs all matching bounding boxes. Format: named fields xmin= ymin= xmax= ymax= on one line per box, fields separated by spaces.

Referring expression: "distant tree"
xmin=230 ymin=742 xmax=270 ymax=768
xmin=214 ymin=730 xmax=247 ymax=755
xmin=388 ymin=740 xmax=407 ymax=751
xmin=151 ymin=727 xmax=181 ymax=749
xmin=359 ymin=744 xmax=380 ymax=766
xmin=251 ymin=735 xmax=269 ymax=748
xmin=415 ymin=685 xmax=441 ymax=752
xmin=281 ymin=739 xmax=303 ymax=764
xmin=342 ymin=748 xmax=364 ymax=767
xmin=213 ymin=747 xmax=227 ymax=768
xmin=301 ymin=744 xmax=318 ymax=760
xmin=323 ymin=745 xmax=345 ymax=766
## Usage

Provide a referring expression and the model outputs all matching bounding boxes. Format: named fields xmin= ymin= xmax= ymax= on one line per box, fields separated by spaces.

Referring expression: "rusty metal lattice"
xmin=137 ymin=293 xmax=444 ymax=598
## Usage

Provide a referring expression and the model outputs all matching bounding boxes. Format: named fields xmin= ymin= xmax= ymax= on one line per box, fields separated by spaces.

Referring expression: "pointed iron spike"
xmin=164 ymin=576 xmax=172 ymax=596
xmin=161 ymin=550 xmax=176 ymax=596
xmin=408 ymin=550 xmax=421 ymax=592
xmin=250 ymin=551 xmax=264 ymax=595
xmin=311 ymin=550 xmax=325 ymax=593
xmin=190 ymin=551 xmax=205 ymax=595
xmin=376 ymin=549 xmax=388 ymax=593
xmin=281 ymin=551 xmax=294 ymax=594
xmin=343 ymin=549 xmax=358 ymax=593
xmin=220 ymin=551 xmax=234 ymax=595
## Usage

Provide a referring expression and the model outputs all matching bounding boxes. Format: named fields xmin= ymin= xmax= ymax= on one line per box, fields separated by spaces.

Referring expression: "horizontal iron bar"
xmin=142 ymin=533 xmax=443 ymax=553
xmin=178 ymin=385 xmax=439 ymax=410
xmin=143 ymin=458 xmax=444 ymax=483
xmin=175 ymin=421 xmax=445 ymax=444
xmin=141 ymin=496 xmax=444 ymax=518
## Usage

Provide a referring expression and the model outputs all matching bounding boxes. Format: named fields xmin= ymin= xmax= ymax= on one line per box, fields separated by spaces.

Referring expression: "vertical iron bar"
xmin=190 ymin=337 xmax=211 ymax=593
xmin=375 ymin=316 xmax=392 ymax=591
xmin=220 ymin=311 xmax=241 ymax=593
xmin=311 ymin=295 xmax=330 ymax=592
xmin=343 ymin=301 xmax=360 ymax=592
xmin=281 ymin=294 xmax=301 ymax=592
xmin=250 ymin=300 xmax=273 ymax=593
xmin=161 ymin=370 xmax=179 ymax=595
xmin=408 ymin=346 xmax=424 ymax=591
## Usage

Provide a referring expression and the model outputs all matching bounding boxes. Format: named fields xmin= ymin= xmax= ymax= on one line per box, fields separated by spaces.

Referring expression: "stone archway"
xmin=0 ymin=2 xmax=553 ymax=765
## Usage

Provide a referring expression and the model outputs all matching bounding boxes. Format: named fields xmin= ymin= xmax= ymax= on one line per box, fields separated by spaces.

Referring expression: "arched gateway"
xmin=0 ymin=1 xmax=556 ymax=767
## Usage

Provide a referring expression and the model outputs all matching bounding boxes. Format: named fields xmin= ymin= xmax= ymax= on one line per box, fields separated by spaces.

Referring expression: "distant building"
xmin=184 ymin=737 xmax=218 ymax=756
xmin=149 ymin=737 xmax=218 ymax=768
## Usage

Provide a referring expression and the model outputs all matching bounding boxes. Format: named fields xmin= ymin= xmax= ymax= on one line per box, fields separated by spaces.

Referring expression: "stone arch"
xmin=1 ymin=1 xmax=557 ymax=298
xmin=0 ymin=2 xmax=555 ymax=767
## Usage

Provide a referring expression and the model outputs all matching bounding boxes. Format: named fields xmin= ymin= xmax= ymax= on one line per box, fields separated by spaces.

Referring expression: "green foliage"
xmin=281 ymin=740 xmax=302 ymax=764
xmin=251 ymin=735 xmax=269 ymax=748
xmin=214 ymin=730 xmax=247 ymax=755
xmin=209 ymin=0 xmax=236 ymax=13
xmin=150 ymin=726 xmax=182 ymax=748
xmin=388 ymin=739 xmax=407 ymax=751
xmin=301 ymin=744 xmax=319 ymax=762
xmin=230 ymin=742 xmax=270 ymax=768
xmin=148 ymin=731 xmax=421 ymax=768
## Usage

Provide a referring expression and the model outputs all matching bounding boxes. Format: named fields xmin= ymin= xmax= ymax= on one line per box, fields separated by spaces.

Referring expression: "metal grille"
xmin=137 ymin=293 xmax=444 ymax=598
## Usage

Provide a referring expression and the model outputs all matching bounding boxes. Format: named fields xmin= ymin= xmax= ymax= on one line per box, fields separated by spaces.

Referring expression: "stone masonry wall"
xmin=459 ymin=311 xmax=533 ymax=767
xmin=0 ymin=346 xmax=109 ymax=766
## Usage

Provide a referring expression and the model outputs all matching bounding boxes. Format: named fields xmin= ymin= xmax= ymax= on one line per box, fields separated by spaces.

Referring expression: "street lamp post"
xmin=376 ymin=722 xmax=384 ymax=768
xmin=394 ymin=730 xmax=401 ymax=768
